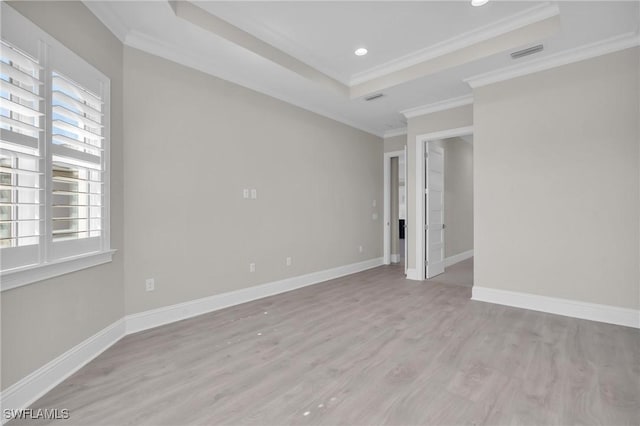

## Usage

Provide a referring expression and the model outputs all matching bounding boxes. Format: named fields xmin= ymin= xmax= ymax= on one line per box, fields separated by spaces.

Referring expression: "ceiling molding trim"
xmin=384 ymin=128 xmax=408 ymax=138
xmin=465 ymin=31 xmax=640 ymax=89
xmin=400 ymin=95 xmax=473 ymax=119
xmin=123 ymin=31 xmax=383 ymax=138
xmin=82 ymin=1 xmax=129 ymax=43
xmin=349 ymin=2 xmax=560 ymax=86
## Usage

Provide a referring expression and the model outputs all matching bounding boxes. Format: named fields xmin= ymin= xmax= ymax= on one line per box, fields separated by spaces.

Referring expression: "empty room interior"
xmin=0 ymin=1 xmax=639 ymax=425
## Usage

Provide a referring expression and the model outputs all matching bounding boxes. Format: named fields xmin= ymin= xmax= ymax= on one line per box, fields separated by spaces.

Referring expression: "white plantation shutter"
xmin=50 ymin=72 xmax=104 ymax=246
xmin=0 ymin=40 xmax=44 ymax=269
xmin=0 ymin=3 xmax=111 ymax=283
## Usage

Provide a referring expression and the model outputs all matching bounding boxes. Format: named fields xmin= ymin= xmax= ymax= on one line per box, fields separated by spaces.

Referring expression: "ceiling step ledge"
xmin=349 ymin=2 xmax=560 ymax=87
xmin=384 ymin=127 xmax=408 ymax=138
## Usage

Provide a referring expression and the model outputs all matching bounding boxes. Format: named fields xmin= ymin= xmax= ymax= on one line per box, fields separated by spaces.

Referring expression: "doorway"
xmin=415 ymin=127 xmax=474 ymax=281
xmin=383 ymin=149 xmax=407 ymax=274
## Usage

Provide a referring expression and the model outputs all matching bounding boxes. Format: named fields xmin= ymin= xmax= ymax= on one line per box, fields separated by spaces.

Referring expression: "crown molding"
xmin=465 ymin=31 xmax=640 ymax=89
xmin=82 ymin=1 xmax=129 ymax=43
xmin=349 ymin=2 xmax=560 ymax=86
xmin=400 ymin=95 xmax=473 ymax=119
xmin=384 ymin=127 xmax=407 ymax=138
xmin=124 ymin=31 xmax=383 ymax=138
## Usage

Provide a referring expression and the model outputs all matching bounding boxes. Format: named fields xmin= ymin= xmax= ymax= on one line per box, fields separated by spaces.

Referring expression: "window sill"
xmin=0 ymin=249 xmax=117 ymax=292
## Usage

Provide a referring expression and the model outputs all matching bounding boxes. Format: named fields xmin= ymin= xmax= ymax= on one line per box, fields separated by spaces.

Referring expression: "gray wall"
xmin=474 ymin=47 xmax=639 ymax=309
xmin=123 ymin=47 xmax=383 ymax=315
xmin=2 ymin=2 xmax=124 ymax=390
xmin=384 ymin=135 xmax=406 ymax=153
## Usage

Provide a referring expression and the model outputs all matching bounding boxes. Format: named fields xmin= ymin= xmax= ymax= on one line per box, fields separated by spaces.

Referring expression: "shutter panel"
xmin=0 ymin=40 xmax=43 ymax=251
xmin=51 ymin=71 xmax=103 ymax=242
xmin=1 ymin=3 xmax=112 ymax=278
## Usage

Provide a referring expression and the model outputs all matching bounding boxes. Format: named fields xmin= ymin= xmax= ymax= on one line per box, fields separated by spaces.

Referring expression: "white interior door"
xmin=425 ymin=143 xmax=445 ymax=278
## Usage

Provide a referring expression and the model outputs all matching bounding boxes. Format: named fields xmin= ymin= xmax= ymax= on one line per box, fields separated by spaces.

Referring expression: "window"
xmin=0 ymin=4 xmax=112 ymax=289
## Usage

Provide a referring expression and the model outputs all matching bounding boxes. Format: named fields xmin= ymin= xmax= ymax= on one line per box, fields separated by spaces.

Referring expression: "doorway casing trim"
xmin=413 ymin=126 xmax=473 ymax=281
xmin=383 ymin=150 xmax=405 ymax=266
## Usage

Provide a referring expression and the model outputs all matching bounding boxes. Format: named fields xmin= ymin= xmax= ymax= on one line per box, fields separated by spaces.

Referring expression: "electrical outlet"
xmin=358 ymin=245 xmax=363 ymax=253
xmin=372 ymin=200 xmax=377 ymax=207
xmin=286 ymin=257 xmax=292 ymax=266
xmin=243 ymin=189 xmax=249 ymax=199
xmin=249 ymin=263 xmax=256 ymax=273
xmin=250 ymin=189 xmax=257 ymax=199
xmin=372 ymin=213 xmax=378 ymax=220
xmin=145 ymin=278 xmax=155 ymax=292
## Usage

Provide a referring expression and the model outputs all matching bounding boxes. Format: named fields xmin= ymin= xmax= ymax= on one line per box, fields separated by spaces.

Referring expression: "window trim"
xmin=0 ymin=3 xmax=113 ymax=290
xmin=0 ymin=249 xmax=116 ymax=291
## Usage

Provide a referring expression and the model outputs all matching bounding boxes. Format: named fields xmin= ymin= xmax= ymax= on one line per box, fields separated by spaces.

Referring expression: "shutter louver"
xmin=0 ymin=40 xmax=43 ymax=249
xmin=51 ymin=71 xmax=103 ymax=242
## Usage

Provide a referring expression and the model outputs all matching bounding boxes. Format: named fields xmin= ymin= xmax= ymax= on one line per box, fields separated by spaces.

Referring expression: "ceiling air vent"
xmin=364 ymin=93 xmax=384 ymax=101
xmin=510 ymin=44 xmax=544 ymax=59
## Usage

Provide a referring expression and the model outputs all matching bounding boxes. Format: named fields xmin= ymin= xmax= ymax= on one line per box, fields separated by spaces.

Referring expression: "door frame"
xmin=415 ymin=126 xmax=473 ymax=280
xmin=383 ymin=150 xmax=405 ymax=267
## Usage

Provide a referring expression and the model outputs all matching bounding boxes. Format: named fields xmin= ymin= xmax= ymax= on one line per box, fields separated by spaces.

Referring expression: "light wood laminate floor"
xmin=11 ymin=258 xmax=640 ymax=425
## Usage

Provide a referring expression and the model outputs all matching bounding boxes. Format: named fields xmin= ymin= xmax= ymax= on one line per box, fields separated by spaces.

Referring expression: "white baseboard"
xmin=126 ymin=257 xmax=384 ymax=334
xmin=472 ymin=286 xmax=640 ymax=329
xmin=0 ymin=319 xmax=126 ymax=423
xmin=405 ymin=268 xmax=420 ymax=280
xmin=1 ymin=257 xmax=384 ymax=419
xmin=445 ymin=249 xmax=474 ymax=267
xmin=406 ymin=250 xmax=474 ymax=281
xmin=390 ymin=254 xmax=400 ymax=263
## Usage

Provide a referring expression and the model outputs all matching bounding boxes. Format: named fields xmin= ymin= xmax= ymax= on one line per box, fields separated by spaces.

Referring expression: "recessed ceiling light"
xmin=354 ymin=48 xmax=368 ymax=56
xmin=471 ymin=0 xmax=489 ymax=6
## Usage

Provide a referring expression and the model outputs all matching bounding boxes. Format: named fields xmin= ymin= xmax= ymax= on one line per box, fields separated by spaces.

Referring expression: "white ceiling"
xmin=84 ymin=1 xmax=640 ymax=137
xmin=195 ymin=1 xmax=541 ymax=84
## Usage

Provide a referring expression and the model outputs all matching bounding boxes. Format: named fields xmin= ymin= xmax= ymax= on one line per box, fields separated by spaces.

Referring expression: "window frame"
xmin=0 ymin=4 xmax=114 ymax=291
